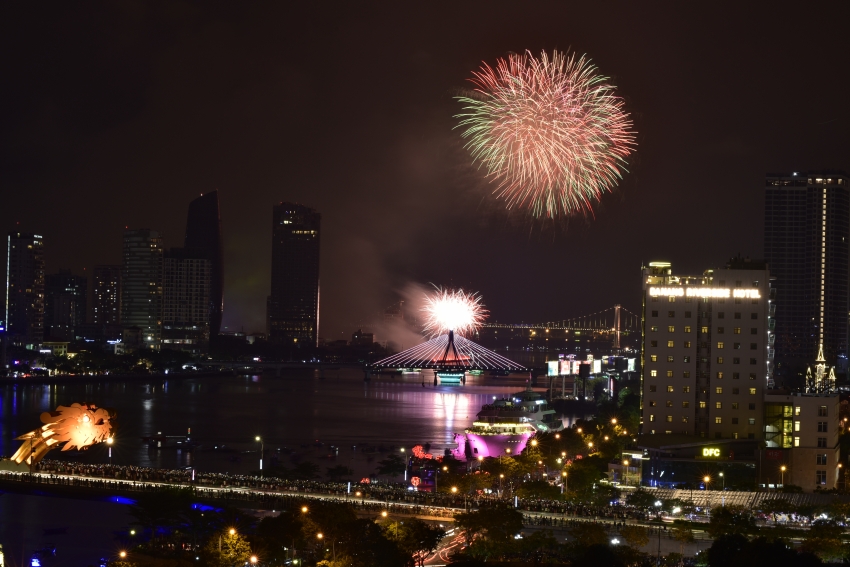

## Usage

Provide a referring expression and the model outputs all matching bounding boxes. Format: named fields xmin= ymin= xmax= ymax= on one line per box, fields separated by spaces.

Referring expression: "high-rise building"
xmin=764 ymin=172 xmax=850 ymax=379
xmin=267 ymin=203 xmax=320 ymax=346
xmin=121 ymin=229 xmax=163 ymax=349
xmin=641 ymin=258 xmax=773 ymax=440
xmin=162 ymin=248 xmax=211 ymax=353
xmin=5 ymin=232 xmax=45 ymax=347
xmin=44 ymin=269 xmax=87 ymax=341
xmin=184 ymin=191 xmax=223 ymax=337
xmin=92 ymin=265 xmax=121 ymax=326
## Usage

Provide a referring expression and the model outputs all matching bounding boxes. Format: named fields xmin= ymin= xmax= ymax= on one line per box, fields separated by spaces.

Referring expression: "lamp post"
xmin=561 ymin=471 xmax=567 ymax=495
xmin=623 ymin=459 xmax=630 ymax=485
xmin=499 ymin=473 xmax=505 ymax=496
xmin=219 ymin=528 xmax=236 ymax=553
xmin=255 ymin=436 xmax=264 ymax=476
xmin=107 ymin=436 xmax=114 ymax=467
xmin=780 ymin=465 xmax=786 ymax=489
xmin=703 ymin=476 xmax=711 ymax=513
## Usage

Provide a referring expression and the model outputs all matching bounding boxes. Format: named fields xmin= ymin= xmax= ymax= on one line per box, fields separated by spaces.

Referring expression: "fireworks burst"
xmin=422 ymin=286 xmax=488 ymax=337
xmin=455 ymin=49 xmax=636 ymax=219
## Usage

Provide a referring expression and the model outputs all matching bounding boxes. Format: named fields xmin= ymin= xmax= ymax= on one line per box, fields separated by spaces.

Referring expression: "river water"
xmin=0 ymin=369 xmax=582 ymax=477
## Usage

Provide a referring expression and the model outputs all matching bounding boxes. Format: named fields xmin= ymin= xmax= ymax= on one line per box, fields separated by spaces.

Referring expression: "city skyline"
xmin=2 ymin=3 xmax=849 ymax=340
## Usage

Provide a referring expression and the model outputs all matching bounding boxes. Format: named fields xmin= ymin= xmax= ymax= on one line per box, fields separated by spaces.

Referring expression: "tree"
xmin=706 ymin=533 xmax=748 ymax=567
xmin=455 ymin=505 xmax=523 ymax=545
xmin=800 ymin=519 xmax=845 ymax=563
xmin=625 ymin=488 xmax=657 ymax=510
xmin=515 ymin=479 xmax=561 ymax=500
xmin=201 ymin=530 xmax=252 ymax=567
xmin=707 ymin=505 xmax=757 ymax=538
xmin=327 ymin=465 xmax=354 ymax=482
xmin=384 ymin=518 xmax=445 ymax=567
xmin=568 ymin=523 xmax=608 ymax=547
xmin=376 ymin=454 xmax=406 ymax=479
xmin=619 ymin=525 xmax=649 ymax=549
xmin=671 ymin=521 xmax=695 ymax=557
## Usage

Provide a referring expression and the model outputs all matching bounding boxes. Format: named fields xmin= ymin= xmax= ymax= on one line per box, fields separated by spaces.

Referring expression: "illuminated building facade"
xmin=92 ymin=264 xmax=121 ymax=325
xmin=267 ymin=203 xmax=320 ymax=346
xmin=162 ymin=248 xmax=211 ymax=353
xmin=5 ymin=232 xmax=45 ymax=348
xmin=764 ymin=172 xmax=850 ymax=379
xmin=184 ymin=191 xmax=223 ymax=337
xmin=44 ymin=269 xmax=87 ymax=341
xmin=121 ymin=229 xmax=163 ymax=349
xmin=641 ymin=258 xmax=773 ymax=441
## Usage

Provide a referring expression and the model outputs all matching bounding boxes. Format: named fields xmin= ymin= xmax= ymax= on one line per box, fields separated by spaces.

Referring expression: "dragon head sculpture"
xmin=11 ymin=403 xmax=116 ymax=466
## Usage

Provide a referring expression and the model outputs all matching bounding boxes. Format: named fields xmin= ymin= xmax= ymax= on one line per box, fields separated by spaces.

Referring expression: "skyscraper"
xmin=121 ymin=229 xmax=163 ymax=349
xmin=162 ymin=248 xmax=211 ymax=353
xmin=184 ymin=191 xmax=223 ymax=337
xmin=4 ymin=232 xmax=45 ymax=347
xmin=764 ymin=173 xmax=850 ymax=379
xmin=92 ymin=265 xmax=121 ymax=326
xmin=267 ymin=203 xmax=320 ymax=346
xmin=44 ymin=269 xmax=87 ymax=341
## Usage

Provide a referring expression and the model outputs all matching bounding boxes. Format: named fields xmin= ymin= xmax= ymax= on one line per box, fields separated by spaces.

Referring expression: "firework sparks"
xmin=422 ymin=287 xmax=488 ymax=337
xmin=455 ymin=49 xmax=636 ymax=219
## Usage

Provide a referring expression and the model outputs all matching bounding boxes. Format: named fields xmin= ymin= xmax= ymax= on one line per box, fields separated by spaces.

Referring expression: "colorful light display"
xmin=422 ymin=286 xmax=487 ymax=337
xmin=11 ymin=403 xmax=116 ymax=466
xmin=455 ymin=49 xmax=636 ymax=218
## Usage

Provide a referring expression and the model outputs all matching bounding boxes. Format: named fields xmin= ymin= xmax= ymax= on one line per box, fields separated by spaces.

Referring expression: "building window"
xmin=715 ymin=417 xmax=722 ymax=424
xmin=715 ymin=387 xmax=723 ymax=394
xmin=650 ymin=355 xmax=658 ymax=362
xmin=667 ymin=355 xmax=674 ymax=362
xmin=700 ymin=326 xmax=709 ymax=334
xmin=651 ymin=326 xmax=659 ymax=332
xmin=667 ymin=341 xmax=674 ymax=347
xmin=684 ymin=341 xmax=691 ymax=348
xmin=668 ymin=326 xmax=675 ymax=332
xmin=735 ymin=298 xmax=742 ymax=304
xmin=649 ymin=385 xmax=657 ymax=392
xmin=751 ymin=328 xmax=757 ymax=335
xmin=795 ymin=407 xmax=801 ymax=416
xmin=649 ymin=415 xmax=655 ymax=422
xmin=667 ymin=386 xmax=674 ymax=392
xmin=683 ymin=371 xmax=690 ymax=379
xmin=818 ymin=422 xmax=828 ymax=432
xmin=684 ymin=326 xmax=692 ymax=333
xmin=682 ymin=401 xmax=690 ymax=408
xmin=732 ymin=417 xmax=738 ymax=424
xmin=668 ymin=311 xmax=675 ymax=317
xmin=717 ymin=357 xmax=724 ymax=364
xmin=748 ymin=403 xmax=756 ymax=410
xmin=733 ymin=327 xmax=741 ymax=335
xmin=816 ymin=470 xmax=827 ymax=485
xmin=683 ymin=416 xmax=689 ymax=423
xmin=816 ymin=454 xmax=828 ymax=465
xmin=652 ymin=297 xmax=658 ymax=302
xmin=732 ymin=388 xmax=740 ymax=394
xmin=748 ymin=418 xmax=756 ymax=425
xmin=666 ymin=415 xmax=673 ymax=422
xmin=794 ymin=437 xmax=800 ymax=447
xmin=817 ymin=437 xmax=827 ymax=448
xmin=715 ymin=402 xmax=722 ymax=409
xmin=683 ymin=356 xmax=691 ymax=363
xmin=717 ymin=371 xmax=724 ymax=379
xmin=650 ymin=341 xmax=658 ymax=347
xmin=734 ymin=312 xmax=741 ymax=319
xmin=649 ymin=400 xmax=657 ymax=407
xmin=733 ymin=357 xmax=740 ymax=364
xmin=733 ymin=432 xmax=739 ymax=439
xmin=716 ymin=432 xmax=723 ymax=439
xmin=685 ymin=311 xmax=692 ymax=318
xmin=717 ymin=312 xmax=725 ymax=319
xmin=669 ymin=297 xmax=676 ymax=303
xmin=717 ymin=328 xmax=725 ymax=335
xmin=749 ymin=358 xmax=757 ymax=365
xmin=733 ymin=342 xmax=741 ymax=349
xmin=794 ymin=421 xmax=800 ymax=431
xmin=733 ymin=372 xmax=740 ymax=380
xmin=699 ymin=401 xmax=707 ymax=409
xmin=666 ymin=400 xmax=673 ymax=407
xmin=732 ymin=402 xmax=739 ymax=410
xmin=751 ymin=313 xmax=758 ymax=319
xmin=666 ymin=370 xmax=674 ymax=378
xmin=749 ymin=388 xmax=756 ymax=395
xmin=683 ymin=386 xmax=690 ymax=393
xmin=717 ymin=341 xmax=725 ymax=349
xmin=749 ymin=373 xmax=756 ymax=380
xmin=818 ymin=406 xmax=828 ymax=417
xmin=650 ymin=370 xmax=658 ymax=377
xmin=750 ymin=343 xmax=757 ymax=350
xmin=651 ymin=310 xmax=658 ymax=317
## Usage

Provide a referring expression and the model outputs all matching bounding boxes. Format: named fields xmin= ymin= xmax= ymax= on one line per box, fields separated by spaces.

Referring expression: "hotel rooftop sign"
xmin=649 ymin=287 xmax=761 ymax=299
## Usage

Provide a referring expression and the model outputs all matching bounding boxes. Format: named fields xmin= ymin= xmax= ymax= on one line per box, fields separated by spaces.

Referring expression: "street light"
xmin=107 ymin=436 xmax=114 ymax=466
xmin=719 ymin=472 xmax=725 ymax=490
xmin=119 ymin=551 xmax=127 ymax=559
xmin=250 ymin=556 xmax=258 ymax=564
xmin=255 ymin=436 xmax=264 ymax=476
xmin=780 ymin=465 xmax=786 ymax=488
xmin=561 ymin=471 xmax=567 ymax=494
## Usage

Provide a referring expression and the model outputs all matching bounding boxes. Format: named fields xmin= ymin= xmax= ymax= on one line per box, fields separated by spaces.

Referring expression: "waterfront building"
xmin=121 ymin=229 xmax=163 ymax=349
xmin=184 ymin=191 xmax=223 ymax=337
xmin=4 ymin=232 xmax=45 ymax=348
xmin=44 ymin=269 xmax=87 ymax=341
xmin=92 ymin=265 xmax=121 ymax=326
xmin=764 ymin=172 xmax=850 ymax=379
xmin=162 ymin=248 xmax=211 ymax=353
xmin=267 ymin=203 xmax=320 ymax=346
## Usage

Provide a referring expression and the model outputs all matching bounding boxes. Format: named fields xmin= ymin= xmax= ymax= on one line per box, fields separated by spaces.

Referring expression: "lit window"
xmin=794 ymin=437 xmax=800 ymax=447
xmin=700 ymin=326 xmax=709 ymax=334
xmin=715 ymin=417 xmax=722 ymax=424
xmin=716 ymin=357 xmax=724 ymax=364
xmin=699 ymin=401 xmax=706 ymax=409
xmin=683 ymin=371 xmax=690 ymax=378
xmin=684 ymin=341 xmax=691 ymax=348
xmin=731 ymin=402 xmax=739 ymax=409
xmin=734 ymin=327 xmax=741 ymax=334
xmin=715 ymin=387 xmax=723 ymax=394
xmin=716 ymin=371 xmax=724 ymax=379
xmin=666 ymin=400 xmax=673 ymax=407
xmin=683 ymin=416 xmax=689 ymax=423
xmin=666 ymin=370 xmax=674 ymax=378
xmin=715 ymin=402 xmax=722 ymax=409
xmin=749 ymin=388 xmax=756 ymax=395
xmin=667 ymin=341 xmax=674 ymax=348
xmin=650 ymin=370 xmax=657 ymax=377
xmin=795 ymin=407 xmax=801 ymax=416
xmin=684 ymin=326 xmax=692 ymax=333
xmin=682 ymin=401 xmax=689 ymax=408
xmin=666 ymin=415 xmax=673 ymax=422
xmin=667 ymin=386 xmax=674 ymax=392
xmin=667 ymin=355 xmax=674 ymax=362
xmin=668 ymin=325 xmax=675 ymax=332
xmin=651 ymin=326 xmax=659 ymax=332
xmin=649 ymin=414 xmax=655 ymax=422
xmin=650 ymin=355 xmax=658 ymax=362
xmin=682 ymin=386 xmax=690 ymax=393
xmin=717 ymin=342 xmax=724 ymax=349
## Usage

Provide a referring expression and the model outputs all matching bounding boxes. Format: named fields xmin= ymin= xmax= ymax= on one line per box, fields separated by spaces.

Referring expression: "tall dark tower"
xmin=184 ymin=191 xmax=224 ymax=337
xmin=765 ymin=172 xmax=850 ymax=380
xmin=268 ymin=203 xmax=321 ymax=346
xmin=5 ymin=232 xmax=45 ymax=347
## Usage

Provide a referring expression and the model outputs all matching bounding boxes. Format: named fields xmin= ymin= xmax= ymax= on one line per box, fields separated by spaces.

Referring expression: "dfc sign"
xmin=702 ymin=448 xmax=721 ymax=458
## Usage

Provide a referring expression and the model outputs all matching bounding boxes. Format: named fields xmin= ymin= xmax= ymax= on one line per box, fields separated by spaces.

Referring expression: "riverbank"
xmin=0 ymin=369 xmax=237 ymax=386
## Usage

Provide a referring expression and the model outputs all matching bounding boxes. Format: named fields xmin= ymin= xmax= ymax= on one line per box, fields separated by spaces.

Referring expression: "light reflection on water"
xmin=0 ymin=369 xmax=583 ymax=475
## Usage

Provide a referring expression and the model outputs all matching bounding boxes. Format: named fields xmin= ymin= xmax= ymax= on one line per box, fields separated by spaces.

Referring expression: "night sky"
xmin=3 ymin=2 xmax=849 ymax=342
